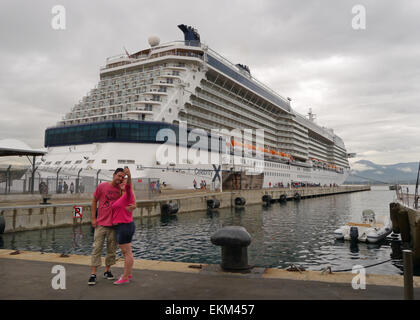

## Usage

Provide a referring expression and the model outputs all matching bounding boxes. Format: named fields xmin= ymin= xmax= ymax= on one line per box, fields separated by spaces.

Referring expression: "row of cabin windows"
xmin=266 ymin=172 xmax=291 ymax=177
xmin=45 ymin=121 xmax=228 ymax=153
xmin=38 ymin=159 xmax=136 ymax=166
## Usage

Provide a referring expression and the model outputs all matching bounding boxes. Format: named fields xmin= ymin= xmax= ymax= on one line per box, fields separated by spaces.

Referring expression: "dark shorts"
xmin=114 ymin=222 xmax=135 ymax=245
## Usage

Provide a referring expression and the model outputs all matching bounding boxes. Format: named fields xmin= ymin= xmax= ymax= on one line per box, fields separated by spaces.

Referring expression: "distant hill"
xmin=346 ymin=160 xmax=419 ymax=184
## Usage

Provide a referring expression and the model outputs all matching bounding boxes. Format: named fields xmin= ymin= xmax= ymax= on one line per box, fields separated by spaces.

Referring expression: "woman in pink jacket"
xmin=111 ymin=167 xmax=136 ymax=285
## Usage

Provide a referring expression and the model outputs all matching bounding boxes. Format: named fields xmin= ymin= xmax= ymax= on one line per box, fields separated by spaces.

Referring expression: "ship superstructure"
xmin=39 ymin=25 xmax=350 ymax=190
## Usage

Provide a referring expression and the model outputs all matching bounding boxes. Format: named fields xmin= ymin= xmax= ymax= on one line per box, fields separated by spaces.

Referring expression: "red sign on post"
xmin=73 ymin=206 xmax=83 ymax=219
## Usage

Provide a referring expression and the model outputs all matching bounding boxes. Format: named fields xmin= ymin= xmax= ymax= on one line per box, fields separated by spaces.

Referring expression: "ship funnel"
xmin=177 ymin=24 xmax=200 ymax=45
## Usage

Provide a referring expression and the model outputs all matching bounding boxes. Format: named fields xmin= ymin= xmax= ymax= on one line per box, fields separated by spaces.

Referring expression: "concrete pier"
xmin=390 ymin=202 xmax=420 ymax=266
xmin=0 ymin=185 xmax=370 ymax=233
xmin=0 ymin=249 xmax=418 ymax=300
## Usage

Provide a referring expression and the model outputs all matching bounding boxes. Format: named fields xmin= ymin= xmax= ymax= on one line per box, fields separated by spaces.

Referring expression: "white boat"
xmin=334 ymin=209 xmax=392 ymax=243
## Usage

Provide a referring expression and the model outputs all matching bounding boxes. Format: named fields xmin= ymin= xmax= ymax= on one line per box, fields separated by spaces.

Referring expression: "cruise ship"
xmin=38 ymin=24 xmax=351 ymax=191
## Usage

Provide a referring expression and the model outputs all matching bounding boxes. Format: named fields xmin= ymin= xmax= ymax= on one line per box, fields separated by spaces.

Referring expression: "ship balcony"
xmin=135 ymin=99 xmax=161 ymax=104
xmin=157 ymin=74 xmax=182 ymax=79
xmin=157 ymin=81 xmax=175 ymax=86
xmin=63 ymin=107 xmax=155 ymax=122
xmin=125 ymin=110 xmax=154 ymax=115
xmin=163 ymin=66 xmax=187 ymax=71
xmin=143 ymin=90 xmax=168 ymax=95
xmin=194 ymin=94 xmax=277 ymax=131
xmin=100 ymin=52 xmax=203 ymax=74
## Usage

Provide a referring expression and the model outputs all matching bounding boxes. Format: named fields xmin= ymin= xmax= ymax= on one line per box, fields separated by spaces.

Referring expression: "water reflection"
xmin=160 ymin=214 xmax=178 ymax=225
xmin=206 ymin=209 xmax=220 ymax=218
xmin=390 ymin=240 xmax=403 ymax=260
xmin=72 ymin=225 xmax=83 ymax=249
xmin=349 ymin=241 xmax=359 ymax=254
xmin=0 ymin=187 xmax=410 ymax=275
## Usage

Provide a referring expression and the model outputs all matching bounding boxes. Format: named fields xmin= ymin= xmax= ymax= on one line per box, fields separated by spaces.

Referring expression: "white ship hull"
xmin=38 ymin=142 xmax=349 ymax=191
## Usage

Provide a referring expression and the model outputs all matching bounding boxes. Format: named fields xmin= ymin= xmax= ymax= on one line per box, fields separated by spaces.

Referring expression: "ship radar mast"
xmin=307 ymin=108 xmax=316 ymax=122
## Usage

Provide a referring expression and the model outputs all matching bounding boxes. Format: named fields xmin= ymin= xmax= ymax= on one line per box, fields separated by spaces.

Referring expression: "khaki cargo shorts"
xmin=90 ymin=225 xmax=117 ymax=267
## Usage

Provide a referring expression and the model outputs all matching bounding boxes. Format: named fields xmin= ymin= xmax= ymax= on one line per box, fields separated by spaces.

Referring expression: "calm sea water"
xmin=0 ymin=186 xmax=413 ymax=275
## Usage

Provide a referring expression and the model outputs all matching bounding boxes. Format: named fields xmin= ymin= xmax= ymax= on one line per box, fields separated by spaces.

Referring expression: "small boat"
xmin=334 ymin=209 xmax=392 ymax=243
xmin=389 ymin=184 xmax=401 ymax=191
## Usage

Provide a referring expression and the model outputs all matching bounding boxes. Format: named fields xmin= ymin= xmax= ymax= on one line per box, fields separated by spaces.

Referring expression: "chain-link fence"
xmin=0 ymin=165 xmax=165 ymax=200
xmin=0 ymin=165 xmax=32 ymax=194
xmin=0 ymin=167 xmax=102 ymax=195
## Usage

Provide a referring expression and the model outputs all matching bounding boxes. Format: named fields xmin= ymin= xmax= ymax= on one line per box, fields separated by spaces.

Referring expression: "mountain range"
xmin=346 ymin=160 xmax=420 ymax=184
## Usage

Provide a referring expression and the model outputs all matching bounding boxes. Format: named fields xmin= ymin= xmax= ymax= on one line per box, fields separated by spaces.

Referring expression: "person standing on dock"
xmin=88 ymin=168 xmax=135 ymax=286
xmin=111 ymin=167 xmax=136 ymax=285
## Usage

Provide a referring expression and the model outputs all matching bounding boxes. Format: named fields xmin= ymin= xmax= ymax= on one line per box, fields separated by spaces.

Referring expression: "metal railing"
xmin=396 ymin=186 xmax=419 ymax=209
xmin=0 ymin=165 xmax=167 ymax=200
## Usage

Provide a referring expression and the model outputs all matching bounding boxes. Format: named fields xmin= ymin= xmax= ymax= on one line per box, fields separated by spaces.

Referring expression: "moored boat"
xmin=334 ymin=209 xmax=392 ymax=243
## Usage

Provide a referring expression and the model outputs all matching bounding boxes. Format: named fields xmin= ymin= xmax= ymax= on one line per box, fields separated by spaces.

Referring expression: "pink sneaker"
xmin=113 ymin=276 xmax=130 ymax=285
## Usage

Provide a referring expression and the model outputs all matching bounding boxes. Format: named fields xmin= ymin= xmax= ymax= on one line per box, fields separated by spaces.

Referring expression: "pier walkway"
xmin=0 ymin=249 xmax=419 ymax=300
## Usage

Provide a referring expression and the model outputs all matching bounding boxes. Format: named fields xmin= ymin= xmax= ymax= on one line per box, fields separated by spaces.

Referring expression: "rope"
xmin=318 ymin=258 xmax=393 ymax=273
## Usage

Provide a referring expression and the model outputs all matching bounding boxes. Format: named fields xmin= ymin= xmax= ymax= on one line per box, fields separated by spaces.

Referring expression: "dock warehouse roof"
xmin=0 ymin=139 xmax=46 ymax=157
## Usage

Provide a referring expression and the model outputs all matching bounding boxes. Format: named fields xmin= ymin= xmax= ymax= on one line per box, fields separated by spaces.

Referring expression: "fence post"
xmin=403 ymin=249 xmax=414 ymax=300
xmin=76 ymin=168 xmax=83 ymax=193
xmin=30 ymin=155 xmax=36 ymax=194
xmin=96 ymin=169 xmax=101 ymax=187
xmin=5 ymin=165 xmax=11 ymax=195
xmin=56 ymin=167 xmax=62 ymax=193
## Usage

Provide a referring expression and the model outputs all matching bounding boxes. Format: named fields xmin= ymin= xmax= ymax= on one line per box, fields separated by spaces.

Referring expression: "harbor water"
xmin=0 ymin=186 xmax=411 ymax=275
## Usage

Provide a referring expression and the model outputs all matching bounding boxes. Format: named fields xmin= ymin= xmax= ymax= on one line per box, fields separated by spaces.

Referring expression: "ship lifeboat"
xmin=333 ymin=210 xmax=392 ymax=243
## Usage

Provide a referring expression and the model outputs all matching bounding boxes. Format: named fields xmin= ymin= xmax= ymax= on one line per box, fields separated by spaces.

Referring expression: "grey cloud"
xmin=0 ymin=0 xmax=419 ymax=165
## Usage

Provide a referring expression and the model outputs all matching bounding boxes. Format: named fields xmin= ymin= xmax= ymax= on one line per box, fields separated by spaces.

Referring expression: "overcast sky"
xmin=0 ymin=0 xmax=419 ymax=165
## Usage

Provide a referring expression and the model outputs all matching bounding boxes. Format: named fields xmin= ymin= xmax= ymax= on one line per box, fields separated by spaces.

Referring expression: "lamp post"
xmin=56 ymin=167 xmax=62 ymax=193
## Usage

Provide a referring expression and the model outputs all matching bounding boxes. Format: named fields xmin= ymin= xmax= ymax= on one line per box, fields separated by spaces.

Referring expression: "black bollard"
xmin=279 ymin=194 xmax=287 ymax=203
xmin=207 ymin=199 xmax=220 ymax=209
xmin=262 ymin=195 xmax=272 ymax=204
xmin=211 ymin=226 xmax=252 ymax=271
xmin=234 ymin=197 xmax=246 ymax=207
xmin=161 ymin=202 xmax=179 ymax=215
xmin=0 ymin=215 xmax=5 ymax=234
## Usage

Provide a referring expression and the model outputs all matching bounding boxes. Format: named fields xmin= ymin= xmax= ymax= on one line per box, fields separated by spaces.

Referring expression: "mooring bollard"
xmin=234 ymin=197 xmax=246 ymax=207
xmin=403 ymin=249 xmax=414 ymax=300
xmin=40 ymin=194 xmax=51 ymax=205
xmin=207 ymin=199 xmax=220 ymax=209
xmin=279 ymin=194 xmax=287 ymax=203
xmin=161 ymin=202 xmax=179 ymax=215
xmin=0 ymin=214 xmax=5 ymax=234
xmin=262 ymin=194 xmax=272 ymax=204
xmin=210 ymin=226 xmax=252 ymax=271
